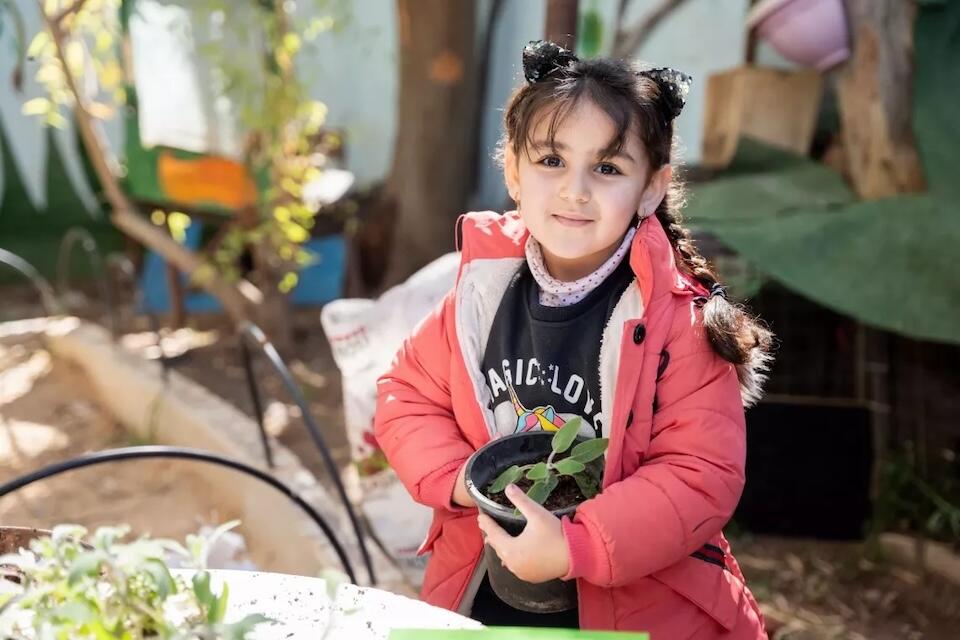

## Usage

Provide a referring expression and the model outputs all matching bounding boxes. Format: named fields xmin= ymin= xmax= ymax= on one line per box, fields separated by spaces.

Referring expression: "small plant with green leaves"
xmin=487 ymin=417 xmax=608 ymax=508
xmin=0 ymin=522 xmax=270 ymax=639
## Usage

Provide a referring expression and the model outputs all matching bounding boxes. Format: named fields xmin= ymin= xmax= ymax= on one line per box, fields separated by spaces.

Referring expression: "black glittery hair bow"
xmin=522 ymin=40 xmax=578 ymax=83
xmin=637 ymin=67 xmax=692 ymax=121
xmin=521 ymin=40 xmax=692 ymax=121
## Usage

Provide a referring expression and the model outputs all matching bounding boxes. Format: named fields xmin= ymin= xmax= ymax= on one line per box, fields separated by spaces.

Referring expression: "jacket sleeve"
xmin=374 ymin=290 xmax=476 ymax=513
xmin=561 ymin=307 xmax=747 ymax=586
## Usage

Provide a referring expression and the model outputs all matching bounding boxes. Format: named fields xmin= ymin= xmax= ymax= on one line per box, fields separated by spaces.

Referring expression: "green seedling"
xmin=489 ymin=417 xmax=608 ymax=507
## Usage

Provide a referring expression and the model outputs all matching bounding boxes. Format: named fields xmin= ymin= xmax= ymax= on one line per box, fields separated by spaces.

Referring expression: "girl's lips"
xmin=552 ymin=213 xmax=593 ymax=228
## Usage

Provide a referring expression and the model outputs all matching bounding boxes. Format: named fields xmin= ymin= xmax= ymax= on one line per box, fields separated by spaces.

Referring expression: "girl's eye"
xmin=596 ymin=163 xmax=622 ymax=176
xmin=538 ymin=155 xmax=563 ymax=168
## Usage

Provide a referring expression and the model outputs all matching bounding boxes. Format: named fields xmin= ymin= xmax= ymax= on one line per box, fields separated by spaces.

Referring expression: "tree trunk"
xmin=545 ymin=0 xmax=579 ymax=50
xmin=379 ymin=0 xmax=480 ymax=289
xmin=836 ymin=0 xmax=926 ymax=199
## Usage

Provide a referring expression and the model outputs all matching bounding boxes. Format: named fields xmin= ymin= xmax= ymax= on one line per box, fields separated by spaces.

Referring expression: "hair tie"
xmin=710 ymin=283 xmax=727 ymax=300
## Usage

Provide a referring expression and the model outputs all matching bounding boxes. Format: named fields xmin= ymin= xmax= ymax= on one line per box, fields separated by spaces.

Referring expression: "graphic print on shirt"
xmin=487 ymin=358 xmax=601 ymax=439
xmin=506 ymin=377 xmax=567 ymax=432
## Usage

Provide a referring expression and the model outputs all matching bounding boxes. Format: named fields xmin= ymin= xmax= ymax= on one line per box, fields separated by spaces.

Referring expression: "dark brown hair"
xmin=501 ymin=56 xmax=773 ymax=397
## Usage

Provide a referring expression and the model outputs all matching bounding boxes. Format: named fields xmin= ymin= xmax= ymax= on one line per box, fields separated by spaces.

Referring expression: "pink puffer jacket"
xmin=375 ymin=210 xmax=768 ymax=638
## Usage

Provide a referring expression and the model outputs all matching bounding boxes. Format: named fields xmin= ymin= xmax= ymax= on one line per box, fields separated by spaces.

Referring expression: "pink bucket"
xmin=747 ymin=0 xmax=851 ymax=71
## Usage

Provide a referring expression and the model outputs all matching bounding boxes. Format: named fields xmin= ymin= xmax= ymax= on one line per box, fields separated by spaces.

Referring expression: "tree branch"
xmin=612 ymin=0 xmax=691 ymax=59
xmin=615 ymin=0 xmax=633 ymax=30
xmin=52 ymin=0 xmax=89 ymax=25
xmin=36 ymin=0 xmax=261 ymax=322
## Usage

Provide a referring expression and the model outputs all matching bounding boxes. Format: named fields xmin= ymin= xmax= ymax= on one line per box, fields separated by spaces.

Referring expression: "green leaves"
xmin=486 ymin=421 xmax=607 ymax=509
xmin=525 ymin=462 xmax=549 ymax=481
xmin=210 ymin=582 xmax=230 ymax=624
xmin=193 ymin=569 xmax=231 ymax=624
xmin=1 ymin=524 xmax=268 ymax=639
xmin=526 ymin=476 xmax=560 ymax=506
xmin=571 ymin=438 xmax=609 ymax=464
xmin=141 ymin=559 xmax=176 ymax=600
xmin=489 ymin=465 xmax=523 ymax=494
xmin=574 ymin=472 xmax=601 ymax=500
xmin=551 ymin=417 xmax=582 ymax=454
xmin=554 ymin=458 xmax=586 ymax=476
xmin=67 ymin=551 xmax=104 ymax=586
xmin=221 ymin=613 xmax=274 ymax=640
xmin=193 ymin=570 xmax=214 ymax=611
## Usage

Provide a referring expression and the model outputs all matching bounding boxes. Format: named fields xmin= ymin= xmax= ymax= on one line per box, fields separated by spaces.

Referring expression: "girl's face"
xmin=505 ymin=98 xmax=671 ymax=281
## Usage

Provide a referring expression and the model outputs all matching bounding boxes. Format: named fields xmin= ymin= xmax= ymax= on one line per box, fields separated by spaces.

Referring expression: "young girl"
xmin=375 ymin=40 xmax=772 ymax=638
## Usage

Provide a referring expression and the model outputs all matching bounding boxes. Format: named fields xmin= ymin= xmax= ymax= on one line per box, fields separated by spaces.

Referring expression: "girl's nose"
xmin=558 ymin=173 xmax=591 ymax=204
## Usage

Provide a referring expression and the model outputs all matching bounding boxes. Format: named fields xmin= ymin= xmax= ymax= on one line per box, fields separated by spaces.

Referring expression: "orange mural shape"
xmin=158 ymin=151 xmax=258 ymax=210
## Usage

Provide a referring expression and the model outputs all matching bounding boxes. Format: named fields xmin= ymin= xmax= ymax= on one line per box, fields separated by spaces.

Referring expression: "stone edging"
xmin=39 ymin=317 xmax=410 ymax=594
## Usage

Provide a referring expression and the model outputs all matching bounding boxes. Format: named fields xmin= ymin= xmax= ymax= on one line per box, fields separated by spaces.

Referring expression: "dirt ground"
xmin=2 ymin=285 xmax=960 ymax=637
xmin=733 ymin=534 xmax=960 ymax=639
xmin=0 ymin=325 xmax=254 ymax=567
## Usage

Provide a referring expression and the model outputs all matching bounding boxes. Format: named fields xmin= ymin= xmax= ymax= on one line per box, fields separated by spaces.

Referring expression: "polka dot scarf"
xmin=525 ymin=227 xmax=637 ymax=307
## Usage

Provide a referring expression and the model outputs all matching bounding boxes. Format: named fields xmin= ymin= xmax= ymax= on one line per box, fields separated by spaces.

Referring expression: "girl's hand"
xmin=476 ymin=484 xmax=570 ymax=583
xmin=452 ymin=462 xmax=476 ymax=508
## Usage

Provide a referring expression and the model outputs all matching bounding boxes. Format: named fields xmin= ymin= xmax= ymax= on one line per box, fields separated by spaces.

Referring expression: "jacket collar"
xmin=458 ymin=210 xmax=698 ymax=311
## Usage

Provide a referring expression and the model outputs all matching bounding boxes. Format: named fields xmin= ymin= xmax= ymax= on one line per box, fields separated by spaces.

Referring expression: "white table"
xmin=205 ymin=569 xmax=483 ymax=639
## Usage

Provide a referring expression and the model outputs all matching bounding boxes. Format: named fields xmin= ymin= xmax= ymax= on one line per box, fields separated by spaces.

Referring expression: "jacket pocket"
xmin=651 ymin=552 xmax=745 ymax=632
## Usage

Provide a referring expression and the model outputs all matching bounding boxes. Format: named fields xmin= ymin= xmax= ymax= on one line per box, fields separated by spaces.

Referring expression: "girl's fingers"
xmin=505 ymin=484 xmax=550 ymax=522
xmin=477 ymin=513 xmax=515 ymax=560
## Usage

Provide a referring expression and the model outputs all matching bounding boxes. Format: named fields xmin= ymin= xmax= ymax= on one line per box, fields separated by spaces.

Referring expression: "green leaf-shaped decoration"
xmin=552 ymin=417 xmax=582 ymax=454
xmin=489 ymin=465 xmax=523 ymax=494
xmin=554 ymin=458 xmax=586 ymax=476
xmin=571 ymin=437 xmax=609 ymax=464
xmin=577 ymin=7 xmax=605 ymax=58
xmin=525 ymin=462 xmax=549 ymax=481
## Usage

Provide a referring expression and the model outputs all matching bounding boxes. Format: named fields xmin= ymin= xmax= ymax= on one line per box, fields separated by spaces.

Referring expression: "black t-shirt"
xmin=474 ymin=255 xmax=634 ymax=626
xmin=481 ymin=256 xmax=635 ymax=441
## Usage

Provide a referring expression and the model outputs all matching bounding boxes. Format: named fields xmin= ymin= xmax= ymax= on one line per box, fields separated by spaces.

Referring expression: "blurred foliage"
xmin=873 ymin=443 xmax=960 ymax=547
xmin=21 ymin=0 xmax=350 ymax=292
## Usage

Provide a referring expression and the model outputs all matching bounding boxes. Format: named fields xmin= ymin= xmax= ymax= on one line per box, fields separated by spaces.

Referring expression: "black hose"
xmin=56 ymin=228 xmax=116 ymax=336
xmin=0 ymin=247 xmax=62 ymax=316
xmin=0 ymin=445 xmax=356 ymax=583
xmin=239 ymin=336 xmax=275 ymax=468
xmin=238 ymin=322 xmax=376 ymax=585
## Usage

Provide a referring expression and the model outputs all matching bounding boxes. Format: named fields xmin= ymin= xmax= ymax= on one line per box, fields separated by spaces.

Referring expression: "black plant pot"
xmin=464 ymin=431 xmax=603 ymax=614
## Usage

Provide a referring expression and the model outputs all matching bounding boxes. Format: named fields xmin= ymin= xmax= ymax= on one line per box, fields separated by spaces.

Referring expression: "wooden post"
xmin=545 ymin=0 xmax=578 ymax=50
xmin=836 ymin=0 xmax=926 ymax=199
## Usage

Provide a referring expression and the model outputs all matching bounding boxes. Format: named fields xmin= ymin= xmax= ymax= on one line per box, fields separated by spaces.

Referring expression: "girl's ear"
xmin=638 ymin=165 xmax=673 ymax=217
xmin=503 ymin=145 xmax=521 ymax=203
